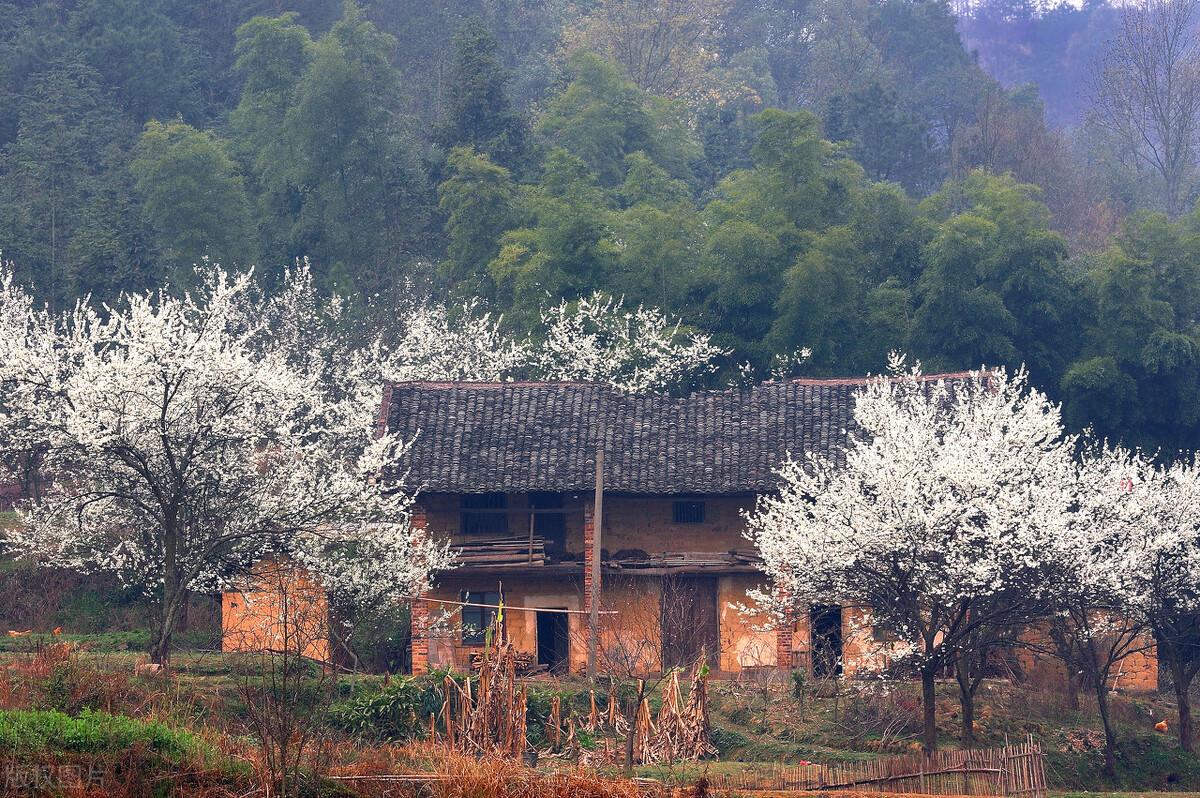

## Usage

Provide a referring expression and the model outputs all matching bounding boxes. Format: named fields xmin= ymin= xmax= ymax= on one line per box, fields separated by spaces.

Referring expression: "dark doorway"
xmin=810 ymin=605 xmax=843 ymax=677
xmin=661 ymin=575 xmax=719 ymax=670
xmin=536 ymin=609 xmax=569 ymax=672
xmin=530 ymin=492 xmax=566 ymax=561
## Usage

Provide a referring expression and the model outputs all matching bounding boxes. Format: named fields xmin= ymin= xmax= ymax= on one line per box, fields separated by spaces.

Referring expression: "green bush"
xmin=0 ymin=709 xmax=201 ymax=759
xmin=711 ymin=726 xmax=749 ymax=756
xmin=1046 ymin=733 xmax=1200 ymax=790
xmin=726 ymin=705 xmax=755 ymax=726
xmin=328 ymin=674 xmax=454 ymax=741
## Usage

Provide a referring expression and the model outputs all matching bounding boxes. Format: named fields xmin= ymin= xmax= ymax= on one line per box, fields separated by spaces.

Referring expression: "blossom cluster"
xmin=0 ymin=265 xmax=451 ymax=618
xmin=745 ymin=352 xmax=1200 ymax=661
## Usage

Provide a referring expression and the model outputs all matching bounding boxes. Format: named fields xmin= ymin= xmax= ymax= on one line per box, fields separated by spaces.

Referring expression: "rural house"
xmin=224 ymin=377 xmax=1158 ymax=691
xmin=381 ymin=378 xmax=906 ymax=679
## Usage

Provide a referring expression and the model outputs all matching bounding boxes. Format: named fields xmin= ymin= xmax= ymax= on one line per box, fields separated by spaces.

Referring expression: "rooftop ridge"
xmin=386 ymin=370 xmax=976 ymax=394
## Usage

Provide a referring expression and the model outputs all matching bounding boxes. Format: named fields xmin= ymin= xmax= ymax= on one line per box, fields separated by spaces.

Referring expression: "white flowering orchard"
xmin=0 ymin=266 xmax=452 ymax=665
xmin=1068 ymin=445 xmax=1200 ymax=757
xmin=745 ymin=356 xmax=1080 ymax=752
xmin=0 ymin=264 xmax=723 ymax=666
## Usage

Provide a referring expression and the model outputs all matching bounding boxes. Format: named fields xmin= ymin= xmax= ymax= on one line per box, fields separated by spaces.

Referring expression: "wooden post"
xmin=410 ymin=504 xmax=430 ymax=674
xmin=588 ymin=444 xmax=604 ymax=678
xmin=528 ymin=510 xmax=535 ymax=564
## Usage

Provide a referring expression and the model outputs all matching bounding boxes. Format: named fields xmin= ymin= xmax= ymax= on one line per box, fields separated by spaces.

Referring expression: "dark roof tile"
xmin=383 ymin=378 xmax=910 ymax=494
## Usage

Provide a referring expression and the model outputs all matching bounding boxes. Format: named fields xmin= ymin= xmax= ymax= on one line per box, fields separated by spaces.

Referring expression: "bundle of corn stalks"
xmin=677 ymin=660 xmax=717 ymax=760
xmin=637 ymin=660 xmax=716 ymax=764
xmin=581 ymin=685 xmax=628 ymax=735
xmin=548 ymin=695 xmax=564 ymax=749
xmin=585 ymin=690 xmax=600 ymax=731
xmin=607 ymin=682 xmax=629 ymax=734
xmin=633 ymin=691 xmax=655 ymax=764
xmin=435 ymin=619 xmax=529 ymax=759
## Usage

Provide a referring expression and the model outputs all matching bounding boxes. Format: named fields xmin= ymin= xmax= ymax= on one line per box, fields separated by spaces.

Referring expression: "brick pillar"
xmin=410 ymin=504 xmax=430 ymax=675
xmin=776 ymin=620 xmax=794 ymax=673
xmin=582 ymin=499 xmax=597 ymax=675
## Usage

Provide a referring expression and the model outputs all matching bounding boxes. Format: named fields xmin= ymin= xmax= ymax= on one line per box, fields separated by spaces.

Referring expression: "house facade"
xmin=222 ymin=377 xmax=1158 ymax=691
xmin=380 ymin=378 xmax=892 ymax=678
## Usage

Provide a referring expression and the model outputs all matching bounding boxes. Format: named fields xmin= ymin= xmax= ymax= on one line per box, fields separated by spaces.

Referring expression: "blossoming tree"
xmin=528 ymin=291 xmax=725 ymax=393
xmin=0 ymin=266 xmax=452 ymax=665
xmin=1065 ymin=446 xmax=1200 ymax=758
xmin=1 ymin=262 xmax=722 ymax=666
xmin=745 ymin=356 xmax=1079 ymax=752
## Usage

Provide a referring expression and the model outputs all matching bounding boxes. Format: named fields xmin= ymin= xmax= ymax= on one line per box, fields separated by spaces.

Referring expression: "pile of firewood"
xmin=468 ymin=649 xmax=546 ymax=675
xmin=452 ymin=535 xmax=546 ymax=567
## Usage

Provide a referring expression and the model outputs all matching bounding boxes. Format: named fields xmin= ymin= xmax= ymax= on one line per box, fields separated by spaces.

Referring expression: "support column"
xmin=410 ymin=504 xmax=430 ymax=675
xmin=776 ymin=620 xmax=794 ymax=673
xmin=583 ymin=499 xmax=598 ymax=676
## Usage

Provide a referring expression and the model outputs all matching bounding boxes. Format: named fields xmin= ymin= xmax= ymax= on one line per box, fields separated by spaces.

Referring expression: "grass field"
xmin=1 ymin=635 xmax=1198 ymax=796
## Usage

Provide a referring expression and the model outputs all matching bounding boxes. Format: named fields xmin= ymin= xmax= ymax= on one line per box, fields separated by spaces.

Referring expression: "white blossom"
xmin=1067 ymin=446 xmax=1200 ymax=618
xmin=746 ymin=359 xmax=1078 ymax=628
xmin=744 ymin=356 xmax=1079 ymax=748
xmin=529 ymin=292 xmax=726 ymax=393
xmin=0 ymin=264 xmax=452 ymax=661
xmin=382 ymin=299 xmax=528 ymax=383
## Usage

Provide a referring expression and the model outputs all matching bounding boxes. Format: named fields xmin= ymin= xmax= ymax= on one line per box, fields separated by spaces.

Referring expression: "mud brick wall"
xmin=600 ymin=496 xmax=755 ymax=555
xmin=1015 ymin=619 xmax=1158 ymax=693
xmin=221 ymin=561 xmax=330 ymax=662
xmin=719 ymin=573 xmax=777 ymax=671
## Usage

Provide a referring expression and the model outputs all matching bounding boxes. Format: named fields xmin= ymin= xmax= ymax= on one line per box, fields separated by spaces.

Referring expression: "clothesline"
xmin=412 ymin=595 xmax=617 ymax=615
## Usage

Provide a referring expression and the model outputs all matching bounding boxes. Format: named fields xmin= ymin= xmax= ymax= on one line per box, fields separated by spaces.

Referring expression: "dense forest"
xmin=3 ymin=0 xmax=1200 ymax=452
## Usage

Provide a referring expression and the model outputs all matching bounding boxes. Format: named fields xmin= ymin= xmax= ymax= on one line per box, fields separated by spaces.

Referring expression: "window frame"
xmin=460 ymin=590 xmax=502 ymax=645
xmin=672 ymin=499 xmax=706 ymax=524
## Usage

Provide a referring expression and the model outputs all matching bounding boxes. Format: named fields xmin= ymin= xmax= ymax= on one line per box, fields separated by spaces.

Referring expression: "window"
xmin=461 ymin=493 xmax=508 ymax=535
xmin=672 ymin=500 xmax=706 ymax=524
xmin=530 ymin=492 xmax=565 ymax=559
xmin=461 ymin=590 xmax=502 ymax=645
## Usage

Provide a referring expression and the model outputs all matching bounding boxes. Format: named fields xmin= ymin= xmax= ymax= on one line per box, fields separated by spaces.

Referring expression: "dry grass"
xmin=329 ymin=742 xmax=662 ymax=798
xmin=0 ymin=749 xmax=250 ymax=798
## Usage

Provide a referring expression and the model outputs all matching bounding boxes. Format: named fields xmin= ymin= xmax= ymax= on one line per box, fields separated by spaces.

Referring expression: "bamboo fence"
xmin=704 ymin=736 xmax=1047 ymax=798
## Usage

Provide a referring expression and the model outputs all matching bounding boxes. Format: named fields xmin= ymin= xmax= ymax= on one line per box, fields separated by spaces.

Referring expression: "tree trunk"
xmin=1066 ymin=669 xmax=1080 ymax=711
xmin=955 ymin=662 xmax=976 ymax=748
xmin=1094 ymin=678 xmax=1118 ymax=778
xmin=921 ymin=667 xmax=938 ymax=754
xmin=1172 ymin=659 xmax=1195 ymax=753
xmin=149 ymin=616 xmax=173 ymax=667
xmin=150 ymin=530 xmax=182 ymax=667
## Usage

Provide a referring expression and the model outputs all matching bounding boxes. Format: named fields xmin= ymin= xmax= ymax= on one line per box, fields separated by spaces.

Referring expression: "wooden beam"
xmin=588 ymin=444 xmax=604 ymax=678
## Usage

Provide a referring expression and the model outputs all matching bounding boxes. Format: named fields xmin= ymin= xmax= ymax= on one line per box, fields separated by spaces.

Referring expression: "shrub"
xmin=329 ymin=675 xmax=452 ymax=741
xmin=711 ymin=726 xmax=749 ymax=756
xmin=0 ymin=709 xmax=202 ymax=759
xmin=726 ymin=705 xmax=754 ymax=726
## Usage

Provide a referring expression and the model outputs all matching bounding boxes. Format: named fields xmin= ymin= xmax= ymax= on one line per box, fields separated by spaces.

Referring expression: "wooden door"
xmin=661 ymin=575 xmax=719 ymax=670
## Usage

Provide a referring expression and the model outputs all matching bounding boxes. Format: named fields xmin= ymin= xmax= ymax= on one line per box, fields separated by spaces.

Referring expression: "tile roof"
xmin=379 ymin=378 xmax=897 ymax=495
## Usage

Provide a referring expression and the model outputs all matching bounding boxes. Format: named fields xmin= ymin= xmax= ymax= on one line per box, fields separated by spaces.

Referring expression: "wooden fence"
xmin=704 ymin=736 xmax=1047 ymax=798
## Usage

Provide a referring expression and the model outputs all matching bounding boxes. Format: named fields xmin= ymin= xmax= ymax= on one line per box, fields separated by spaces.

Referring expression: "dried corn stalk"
xmin=585 ymin=689 xmax=600 ymax=731
xmin=639 ymin=659 xmax=717 ymax=764
xmin=438 ymin=617 xmax=530 ymax=759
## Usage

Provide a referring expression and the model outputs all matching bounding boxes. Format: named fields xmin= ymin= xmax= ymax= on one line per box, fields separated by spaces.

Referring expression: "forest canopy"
xmin=2 ymin=0 xmax=1200 ymax=452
